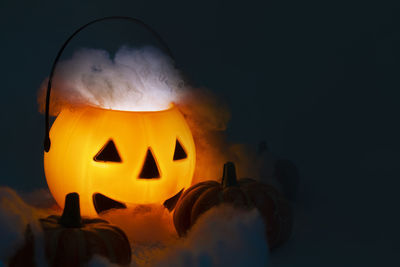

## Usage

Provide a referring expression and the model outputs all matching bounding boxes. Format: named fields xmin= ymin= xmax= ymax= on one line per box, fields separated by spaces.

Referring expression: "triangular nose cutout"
xmin=139 ymin=148 xmax=160 ymax=179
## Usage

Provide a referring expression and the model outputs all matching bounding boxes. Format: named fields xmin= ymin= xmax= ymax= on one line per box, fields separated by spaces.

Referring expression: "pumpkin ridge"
xmin=84 ymin=228 xmax=108 ymax=261
xmin=237 ymin=182 xmax=254 ymax=208
xmin=82 ymin=230 xmax=93 ymax=266
xmin=72 ymin=229 xmax=87 ymax=265
xmin=82 ymin=217 xmax=109 ymax=224
xmin=273 ymin=197 xmax=292 ymax=248
xmin=180 ymin=180 xmax=218 ymax=200
xmin=173 ymin=183 xmax=215 ymax=236
xmin=190 ymin=186 xmax=222 ymax=226
xmin=103 ymin=223 xmax=133 ymax=259
xmin=222 ymin=186 xmax=250 ymax=208
xmin=93 ymin=224 xmax=131 ymax=264
xmin=96 ymin=228 xmax=118 ymax=263
xmin=74 ymin=229 xmax=87 ymax=264
xmin=243 ymin=184 xmax=282 ymax=245
xmin=44 ymin=227 xmax=64 ymax=265
xmin=54 ymin=228 xmax=75 ymax=266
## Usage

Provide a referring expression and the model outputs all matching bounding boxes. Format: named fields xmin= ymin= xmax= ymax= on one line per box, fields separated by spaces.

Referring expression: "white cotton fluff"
xmin=154 ymin=205 xmax=270 ymax=267
xmin=0 ymin=187 xmax=47 ymax=266
xmin=38 ymin=46 xmax=184 ymax=113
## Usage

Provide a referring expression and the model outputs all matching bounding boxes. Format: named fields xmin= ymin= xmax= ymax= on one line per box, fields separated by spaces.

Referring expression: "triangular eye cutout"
xmin=139 ymin=148 xmax=160 ymax=179
xmin=94 ymin=140 xmax=122 ymax=163
xmin=173 ymin=139 xmax=187 ymax=161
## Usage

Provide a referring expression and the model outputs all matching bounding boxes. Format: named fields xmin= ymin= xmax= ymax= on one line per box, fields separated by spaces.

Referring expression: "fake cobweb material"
xmin=0 ymin=187 xmax=269 ymax=267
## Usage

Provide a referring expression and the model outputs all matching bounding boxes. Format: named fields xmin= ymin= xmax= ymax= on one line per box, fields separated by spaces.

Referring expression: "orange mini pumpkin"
xmin=172 ymin=162 xmax=293 ymax=249
xmin=9 ymin=193 xmax=131 ymax=267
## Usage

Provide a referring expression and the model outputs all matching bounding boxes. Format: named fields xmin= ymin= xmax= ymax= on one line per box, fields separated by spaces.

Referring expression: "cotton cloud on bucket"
xmin=37 ymin=46 xmax=242 ymax=183
xmin=38 ymin=46 xmax=185 ymax=114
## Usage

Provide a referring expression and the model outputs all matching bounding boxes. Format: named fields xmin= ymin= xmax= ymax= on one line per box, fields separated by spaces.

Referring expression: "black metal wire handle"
xmin=44 ymin=16 xmax=175 ymax=152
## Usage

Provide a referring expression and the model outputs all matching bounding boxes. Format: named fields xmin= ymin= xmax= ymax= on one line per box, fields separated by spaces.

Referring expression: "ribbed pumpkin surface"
xmin=173 ymin=162 xmax=293 ymax=249
xmin=9 ymin=193 xmax=132 ymax=267
xmin=40 ymin=216 xmax=131 ymax=267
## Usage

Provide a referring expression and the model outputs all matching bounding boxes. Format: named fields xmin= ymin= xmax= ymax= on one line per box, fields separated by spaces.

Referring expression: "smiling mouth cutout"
xmin=93 ymin=193 xmax=127 ymax=214
xmin=92 ymin=189 xmax=185 ymax=215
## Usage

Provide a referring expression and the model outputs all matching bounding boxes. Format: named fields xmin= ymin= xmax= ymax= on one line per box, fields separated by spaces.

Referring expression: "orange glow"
xmin=44 ymin=105 xmax=196 ymax=217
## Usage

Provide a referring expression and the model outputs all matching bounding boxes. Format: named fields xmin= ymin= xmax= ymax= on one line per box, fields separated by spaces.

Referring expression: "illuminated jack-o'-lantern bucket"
xmin=42 ymin=17 xmax=195 ymax=217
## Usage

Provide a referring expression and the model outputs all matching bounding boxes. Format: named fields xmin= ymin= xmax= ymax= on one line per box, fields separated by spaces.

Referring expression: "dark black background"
xmin=1 ymin=0 xmax=399 ymax=265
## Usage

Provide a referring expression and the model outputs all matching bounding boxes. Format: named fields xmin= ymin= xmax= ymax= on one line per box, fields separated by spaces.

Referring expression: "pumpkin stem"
xmin=59 ymin=192 xmax=82 ymax=228
xmin=222 ymin=162 xmax=238 ymax=188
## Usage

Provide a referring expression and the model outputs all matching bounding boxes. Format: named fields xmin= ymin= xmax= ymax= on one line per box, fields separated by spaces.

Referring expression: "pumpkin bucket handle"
xmin=43 ymin=16 xmax=175 ymax=152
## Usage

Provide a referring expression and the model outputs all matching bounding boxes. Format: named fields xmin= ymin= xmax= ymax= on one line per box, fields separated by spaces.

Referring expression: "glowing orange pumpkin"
xmin=44 ymin=104 xmax=196 ymax=217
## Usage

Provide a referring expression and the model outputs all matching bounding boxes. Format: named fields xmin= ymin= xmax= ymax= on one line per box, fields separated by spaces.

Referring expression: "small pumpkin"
xmin=10 ymin=193 xmax=131 ymax=267
xmin=172 ymin=162 xmax=293 ymax=249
